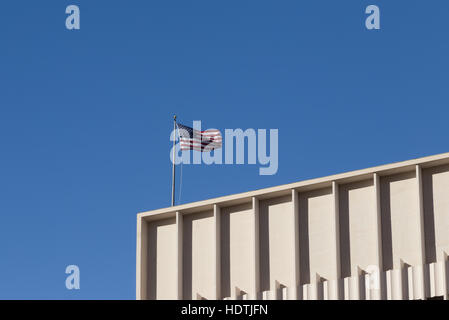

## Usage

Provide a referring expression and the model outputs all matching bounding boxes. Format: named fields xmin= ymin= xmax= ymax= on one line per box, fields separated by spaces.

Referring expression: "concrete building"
xmin=136 ymin=152 xmax=449 ymax=300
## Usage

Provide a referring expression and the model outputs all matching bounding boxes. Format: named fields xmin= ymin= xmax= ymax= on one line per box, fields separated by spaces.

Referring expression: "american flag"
xmin=177 ymin=123 xmax=222 ymax=152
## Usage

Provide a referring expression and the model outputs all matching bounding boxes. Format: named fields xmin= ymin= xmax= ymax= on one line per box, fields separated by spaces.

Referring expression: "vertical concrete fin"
xmin=373 ymin=173 xmax=384 ymax=299
xmin=292 ymin=189 xmax=300 ymax=299
xmin=393 ymin=269 xmax=404 ymax=300
xmin=214 ymin=204 xmax=221 ymax=300
xmin=301 ymin=284 xmax=308 ymax=300
xmin=349 ymin=275 xmax=361 ymax=300
xmin=373 ymin=173 xmax=384 ymax=271
xmin=343 ymin=277 xmax=350 ymax=300
xmin=308 ymin=283 xmax=318 ymax=300
xmin=416 ymin=165 xmax=428 ymax=299
xmin=252 ymin=196 xmax=260 ymax=299
xmin=430 ymin=261 xmax=446 ymax=298
xmin=445 ymin=255 xmax=449 ymax=299
xmin=332 ymin=181 xmax=342 ymax=283
xmin=136 ymin=216 xmax=148 ymax=300
xmin=176 ymin=211 xmax=183 ymax=300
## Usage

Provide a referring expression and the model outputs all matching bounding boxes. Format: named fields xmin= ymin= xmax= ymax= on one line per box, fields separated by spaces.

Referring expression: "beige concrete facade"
xmin=137 ymin=152 xmax=449 ymax=300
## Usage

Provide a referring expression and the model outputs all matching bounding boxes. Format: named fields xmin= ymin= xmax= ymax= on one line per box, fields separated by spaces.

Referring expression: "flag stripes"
xmin=177 ymin=123 xmax=222 ymax=152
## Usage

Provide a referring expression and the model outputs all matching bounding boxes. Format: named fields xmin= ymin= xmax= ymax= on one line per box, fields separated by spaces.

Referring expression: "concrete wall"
xmin=259 ymin=195 xmax=295 ymax=296
xmin=221 ymin=203 xmax=255 ymax=299
xmin=339 ymin=180 xmax=378 ymax=278
xmin=299 ymin=187 xmax=337 ymax=283
xmin=147 ymin=218 xmax=177 ymax=299
xmin=137 ymin=152 xmax=449 ymax=300
xmin=183 ymin=210 xmax=215 ymax=299
xmin=423 ymin=165 xmax=449 ymax=263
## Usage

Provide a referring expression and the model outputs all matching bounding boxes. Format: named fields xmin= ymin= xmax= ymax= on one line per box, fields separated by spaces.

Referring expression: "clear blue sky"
xmin=0 ymin=0 xmax=448 ymax=299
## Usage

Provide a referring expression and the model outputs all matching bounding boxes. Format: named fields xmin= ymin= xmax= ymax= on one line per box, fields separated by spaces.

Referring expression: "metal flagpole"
xmin=171 ymin=115 xmax=177 ymax=206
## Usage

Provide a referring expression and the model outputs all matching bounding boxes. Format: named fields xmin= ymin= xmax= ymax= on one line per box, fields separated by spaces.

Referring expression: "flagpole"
xmin=171 ymin=115 xmax=177 ymax=206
